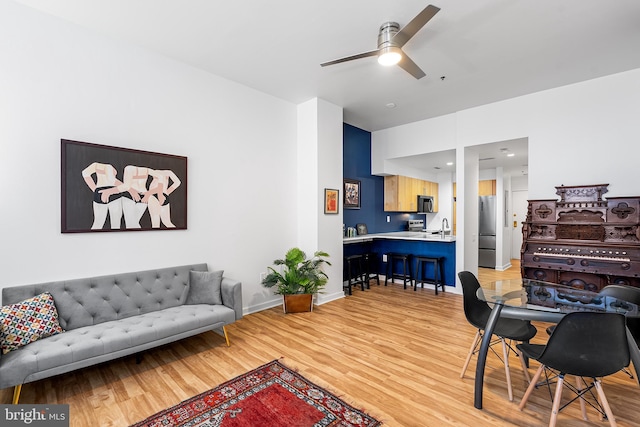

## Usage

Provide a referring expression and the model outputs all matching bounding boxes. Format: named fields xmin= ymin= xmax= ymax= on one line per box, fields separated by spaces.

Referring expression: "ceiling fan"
xmin=320 ymin=4 xmax=440 ymax=79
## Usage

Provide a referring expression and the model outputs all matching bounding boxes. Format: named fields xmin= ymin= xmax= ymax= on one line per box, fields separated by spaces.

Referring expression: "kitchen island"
xmin=344 ymin=232 xmax=456 ymax=288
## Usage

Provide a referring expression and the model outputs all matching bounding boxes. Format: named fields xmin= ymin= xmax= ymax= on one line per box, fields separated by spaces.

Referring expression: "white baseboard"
xmin=243 ymin=291 xmax=346 ymax=315
xmin=316 ymin=291 xmax=345 ymax=305
xmin=495 ymin=261 xmax=512 ymax=271
xmin=243 ymin=298 xmax=281 ymax=315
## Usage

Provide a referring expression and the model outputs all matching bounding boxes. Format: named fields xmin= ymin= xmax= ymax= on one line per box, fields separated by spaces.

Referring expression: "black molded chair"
xmin=547 ymin=284 xmax=640 ymax=340
xmin=458 ymin=271 xmax=538 ymax=401
xmin=545 ymin=284 xmax=640 ymax=378
xmin=517 ymin=312 xmax=629 ymax=427
xmin=599 ymin=285 xmax=640 ymax=346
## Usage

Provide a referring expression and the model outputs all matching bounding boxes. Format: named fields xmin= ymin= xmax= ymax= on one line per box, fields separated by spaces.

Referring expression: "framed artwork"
xmin=61 ymin=139 xmax=187 ymax=233
xmin=324 ymin=188 xmax=339 ymax=214
xmin=344 ymin=179 xmax=361 ymax=209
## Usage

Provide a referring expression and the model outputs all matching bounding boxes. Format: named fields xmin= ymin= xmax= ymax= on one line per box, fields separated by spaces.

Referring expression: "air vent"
xmin=479 ymin=157 xmax=495 ymax=161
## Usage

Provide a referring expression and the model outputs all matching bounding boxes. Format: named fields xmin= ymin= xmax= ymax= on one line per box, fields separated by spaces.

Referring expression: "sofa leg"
xmin=223 ymin=325 xmax=230 ymax=347
xmin=12 ymin=384 xmax=22 ymax=404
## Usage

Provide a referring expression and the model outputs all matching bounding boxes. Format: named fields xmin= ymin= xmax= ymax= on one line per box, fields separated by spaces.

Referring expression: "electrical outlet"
xmin=260 ymin=272 xmax=267 ymax=282
xmin=382 ymin=254 xmax=388 ymax=262
xmin=386 ymin=215 xmax=391 ymax=223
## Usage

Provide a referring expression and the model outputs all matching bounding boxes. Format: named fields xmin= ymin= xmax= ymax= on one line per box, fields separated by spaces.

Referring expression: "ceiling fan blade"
xmin=398 ymin=53 xmax=426 ymax=79
xmin=393 ymin=4 xmax=440 ymax=47
xmin=320 ymin=49 xmax=379 ymax=67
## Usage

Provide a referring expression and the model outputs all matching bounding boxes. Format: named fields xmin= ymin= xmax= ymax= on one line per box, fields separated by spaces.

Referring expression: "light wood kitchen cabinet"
xmin=399 ymin=176 xmax=416 ymax=211
xmin=451 ymin=179 xmax=496 ymax=234
xmin=478 ymin=179 xmax=497 ymax=196
xmin=430 ymin=181 xmax=439 ymax=212
xmin=384 ymin=175 xmax=414 ymax=211
xmin=384 ymin=175 xmax=438 ymax=212
xmin=418 ymin=180 xmax=439 ymax=212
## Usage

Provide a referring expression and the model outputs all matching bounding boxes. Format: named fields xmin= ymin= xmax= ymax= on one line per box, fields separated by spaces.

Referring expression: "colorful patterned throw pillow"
xmin=0 ymin=292 xmax=64 ymax=355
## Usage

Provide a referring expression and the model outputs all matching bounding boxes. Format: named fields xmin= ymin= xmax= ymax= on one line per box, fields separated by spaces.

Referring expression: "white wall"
xmin=296 ymin=98 xmax=344 ymax=306
xmin=0 ymin=0 xmax=308 ymax=313
xmin=456 ymin=70 xmax=640 ymax=198
xmin=373 ymin=67 xmax=640 ymax=292
xmin=315 ymin=99 xmax=345 ymax=304
xmin=371 ymin=114 xmax=457 ymax=176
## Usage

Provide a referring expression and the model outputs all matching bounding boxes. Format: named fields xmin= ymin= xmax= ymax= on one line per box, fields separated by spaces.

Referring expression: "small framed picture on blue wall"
xmin=344 ymin=179 xmax=361 ymax=209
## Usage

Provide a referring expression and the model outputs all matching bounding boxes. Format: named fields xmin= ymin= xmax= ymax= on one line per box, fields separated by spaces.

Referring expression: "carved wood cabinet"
xmin=521 ymin=184 xmax=640 ymax=291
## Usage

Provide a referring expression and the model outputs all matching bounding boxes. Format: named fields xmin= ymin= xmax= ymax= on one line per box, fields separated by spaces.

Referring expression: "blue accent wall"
xmin=343 ymin=123 xmax=425 ymax=234
xmin=344 ymin=239 xmax=456 ymax=286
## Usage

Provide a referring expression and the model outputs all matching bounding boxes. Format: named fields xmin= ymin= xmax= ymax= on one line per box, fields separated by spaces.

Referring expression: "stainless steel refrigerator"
xmin=478 ymin=195 xmax=497 ymax=268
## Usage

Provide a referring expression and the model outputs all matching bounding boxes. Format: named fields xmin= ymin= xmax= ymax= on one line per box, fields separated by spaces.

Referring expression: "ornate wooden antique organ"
xmin=521 ymin=184 xmax=640 ymax=291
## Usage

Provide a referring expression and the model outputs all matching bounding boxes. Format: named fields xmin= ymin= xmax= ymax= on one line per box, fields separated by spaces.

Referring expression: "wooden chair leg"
xmin=460 ymin=330 xmax=481 ymax=379
xmin=594 ymin=379 xmax=618 ymax=427
xmin=501 ymin=338 xmax=514 ymax=401
xmin=575 ymin=376 xmax=588 ymax=421
xmin=518 ymin=349 xmax=532 ymax=383
xmin=549 ymin=374 xmax=565 ymax=427
xmin=519 ymin=365 xmax=544 ymax=410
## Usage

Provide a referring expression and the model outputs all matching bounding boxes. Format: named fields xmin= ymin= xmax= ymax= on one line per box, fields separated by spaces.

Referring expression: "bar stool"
xmin=385 ymin=253 xmax=412 ymax=289
xmin=344 ymin=254 xmax=366 ymax=295
xmin=413 ymin=256 xmax=445 ymax=294
xmin=362 ymin=252 xmax=380 ymax=287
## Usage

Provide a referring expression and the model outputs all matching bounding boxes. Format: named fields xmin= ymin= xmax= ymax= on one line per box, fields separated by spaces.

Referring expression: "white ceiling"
xmin=13 ymin=0 xmax=640 ymax=175
xmin=392 ymin=138 xmax=529 ymax=177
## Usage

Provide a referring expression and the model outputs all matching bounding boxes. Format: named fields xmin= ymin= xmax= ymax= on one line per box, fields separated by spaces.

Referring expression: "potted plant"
xmin=261 ymin=247 xmax=331 ymax=313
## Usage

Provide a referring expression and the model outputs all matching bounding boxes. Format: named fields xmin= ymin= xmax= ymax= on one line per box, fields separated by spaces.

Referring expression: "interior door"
xmin=511 ymin=190 xmax=529 ymax=259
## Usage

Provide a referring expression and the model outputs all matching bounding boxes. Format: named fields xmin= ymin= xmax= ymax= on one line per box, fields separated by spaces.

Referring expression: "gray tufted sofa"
xmin=0 ymin=263 xmax=242 ymax=403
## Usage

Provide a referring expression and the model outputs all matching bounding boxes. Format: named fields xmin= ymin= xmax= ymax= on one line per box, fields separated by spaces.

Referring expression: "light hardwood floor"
xmin=2 ymin=261 xmax=639 ymax=426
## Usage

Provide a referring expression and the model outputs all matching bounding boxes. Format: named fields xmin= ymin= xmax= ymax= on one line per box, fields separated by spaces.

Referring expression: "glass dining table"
xmin=473 ymin=278 xmax=640 ymax=410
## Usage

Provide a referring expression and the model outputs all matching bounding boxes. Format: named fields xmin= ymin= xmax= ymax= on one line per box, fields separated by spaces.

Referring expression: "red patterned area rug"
xmin=130 ymin=359 xmax=382 ymax=427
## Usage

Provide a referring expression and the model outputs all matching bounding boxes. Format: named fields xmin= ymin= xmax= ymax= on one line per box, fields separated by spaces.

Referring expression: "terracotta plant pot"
xmin=283 ymin=294 xmax=313 ymax=313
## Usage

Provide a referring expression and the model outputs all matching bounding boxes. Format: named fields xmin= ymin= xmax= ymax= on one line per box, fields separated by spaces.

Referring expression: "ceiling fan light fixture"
xmin=320 ymin=5 xmax=439 ymax=79
xmin=378 ymin=46 xmax=402 ymax=66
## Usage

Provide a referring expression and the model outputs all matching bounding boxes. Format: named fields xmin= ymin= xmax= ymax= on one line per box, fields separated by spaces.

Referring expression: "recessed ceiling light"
xmin=446 ymin=162 xmax=453 ymax=166
xmin=507 ymin=153 xmax=515 ymax=157
xmin=385 ymin=102 xmax=396 ymax=109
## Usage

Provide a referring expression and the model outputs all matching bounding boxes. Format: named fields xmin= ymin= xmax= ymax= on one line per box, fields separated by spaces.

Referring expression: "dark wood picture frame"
xmin=324 ymin=188 xmax=339 ymax=214
xmin=61 ymin=139 xmax=187 ymax=233
xmin=344 ymin=178 xmax=361 ymax=209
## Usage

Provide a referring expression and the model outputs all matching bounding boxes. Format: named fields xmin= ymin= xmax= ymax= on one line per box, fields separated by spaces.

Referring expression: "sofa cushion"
xmin=187 ymin=270 xmax=223 ymax=305
xmin=0 ymin=304 xmax=237 ymax=389
xmin=0 ymin=292 xmax=64 ymax=355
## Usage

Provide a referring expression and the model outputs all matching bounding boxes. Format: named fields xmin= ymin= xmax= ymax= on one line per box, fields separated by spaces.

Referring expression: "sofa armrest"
xmin=221 ymin=277 xmax=243 ymax=320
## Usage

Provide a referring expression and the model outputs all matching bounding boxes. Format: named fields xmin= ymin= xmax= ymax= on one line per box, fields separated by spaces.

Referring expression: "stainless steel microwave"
xmin=417 ymin=195 xmax=435 ymax=213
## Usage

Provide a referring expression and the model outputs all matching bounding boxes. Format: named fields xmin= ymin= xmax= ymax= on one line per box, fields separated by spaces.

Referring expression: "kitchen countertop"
xmin=343 ymin=231 xmax=456 ymax=244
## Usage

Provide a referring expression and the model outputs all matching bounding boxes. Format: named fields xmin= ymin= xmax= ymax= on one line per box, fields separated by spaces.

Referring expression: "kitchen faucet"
xmin=441 ymin=217 xmax=449 ymax=237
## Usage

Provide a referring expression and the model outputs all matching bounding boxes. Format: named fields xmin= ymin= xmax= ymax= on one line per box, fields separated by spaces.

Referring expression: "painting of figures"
xmin=61 ymin=140 xmax=187 ymax=233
